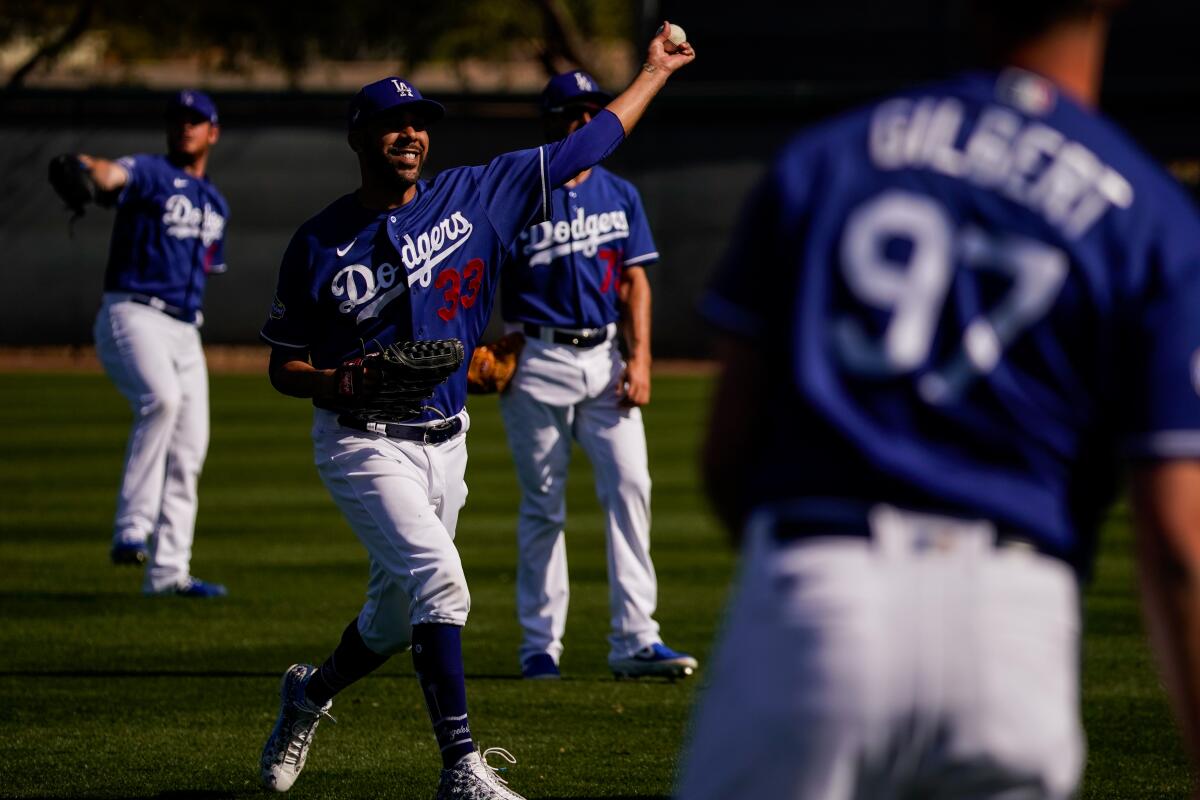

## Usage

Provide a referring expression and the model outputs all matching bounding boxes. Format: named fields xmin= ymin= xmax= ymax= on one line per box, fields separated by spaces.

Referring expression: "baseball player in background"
xmin=65 ymin=90 xmax=228 ymax=598
xmin=677 ymin=0 xmax=1200 ymax=797
xmin=500 ymin=71 xmax=697 ymax=681
xmin=257 ymin=26 xmax=693 ymax=799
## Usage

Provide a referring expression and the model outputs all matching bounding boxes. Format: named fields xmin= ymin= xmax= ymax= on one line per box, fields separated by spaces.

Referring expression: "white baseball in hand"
xmin=656 ymin=23 xmax=687 ymax=52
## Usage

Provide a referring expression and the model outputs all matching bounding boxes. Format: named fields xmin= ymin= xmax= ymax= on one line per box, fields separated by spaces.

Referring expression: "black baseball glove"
xmin=48 ymin=154 xmax=98 ymax=218
xmin=335 ymin=338 xmax=466 ymax=421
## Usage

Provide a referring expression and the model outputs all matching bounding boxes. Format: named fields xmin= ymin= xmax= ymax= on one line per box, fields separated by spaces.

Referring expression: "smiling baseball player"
xmin=678 ymin=0 xmax=1200 ymax=798
xmin=499 ymin=70 xmax=697 ymax=681
xmin=257 ymin=26 xmax=694 ymax=799
xmin=51 ymin=90 xmax=228 ymax=598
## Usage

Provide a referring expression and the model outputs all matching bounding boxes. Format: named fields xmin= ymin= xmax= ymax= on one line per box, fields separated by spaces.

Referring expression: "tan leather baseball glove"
xmin=467 ymin=331 xmax=526 ymax=394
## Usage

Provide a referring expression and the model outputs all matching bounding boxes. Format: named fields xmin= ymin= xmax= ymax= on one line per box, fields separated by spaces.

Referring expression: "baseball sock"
xmin=412 ymin=622 xmax=475 ymax=768
xmin=304 ymin=619 xmax=390 ymax=707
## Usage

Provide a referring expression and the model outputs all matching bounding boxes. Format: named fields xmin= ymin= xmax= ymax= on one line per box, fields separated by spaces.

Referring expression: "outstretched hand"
xmin=645 ymin=20 xmax=696 ymax=75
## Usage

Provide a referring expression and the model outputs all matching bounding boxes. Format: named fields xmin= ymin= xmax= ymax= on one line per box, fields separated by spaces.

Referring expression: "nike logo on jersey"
xmin=173 ymin=177 xmax=189 ymax=188
xmin=397 ymin=211 xmax=474 ymax=288
xmin=336 ymin=238 xmax=356 ymax=257
xmin=522 ymin=207 xmax=630 ymax=266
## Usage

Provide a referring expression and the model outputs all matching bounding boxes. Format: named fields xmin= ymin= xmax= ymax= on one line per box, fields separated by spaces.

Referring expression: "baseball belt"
xmin=522 ymin=323 xmax=611 ymax=348
xmin=768 ymin=501 xmax=1064 ymax=563
xmin=122 ymin=293 xmax=197 ymax=323
xmin=337 ymin=414 xmax=463 ymax=445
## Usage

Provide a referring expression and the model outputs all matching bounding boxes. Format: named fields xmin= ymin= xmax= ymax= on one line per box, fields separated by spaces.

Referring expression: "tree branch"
xmin=5 ymin=0 xmax=96 ymax=91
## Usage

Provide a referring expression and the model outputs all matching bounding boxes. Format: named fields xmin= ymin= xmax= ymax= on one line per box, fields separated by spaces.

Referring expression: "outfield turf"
xmin=0 ymin=372 xmax=1191 ymax=798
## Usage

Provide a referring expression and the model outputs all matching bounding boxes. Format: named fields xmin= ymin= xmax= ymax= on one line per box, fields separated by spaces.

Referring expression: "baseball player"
xmin=58 ymin=90 xmax=229 ymax=598
xmin=677 ymin=1 xmax=1200 ymax=798
xmin=257 ymin=26 xmax=693 ymax=799
xmin=499 ymin=71 xmax=697 ymax=681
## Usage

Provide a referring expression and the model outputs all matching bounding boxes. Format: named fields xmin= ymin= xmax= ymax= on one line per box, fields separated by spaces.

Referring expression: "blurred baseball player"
xmin=53 ymin=90 xmax=228 ymax=598
xmin=678 ymin=1 xmax=1200 ymax=797
xmin=257 ymin=26 xmax=693 ymax=799
xmin=499 ymin=70 xmax=697 ymax=681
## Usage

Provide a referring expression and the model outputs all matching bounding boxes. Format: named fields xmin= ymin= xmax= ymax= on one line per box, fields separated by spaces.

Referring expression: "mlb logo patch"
xmin=997 ymin=68 xmax=1056 ymax=116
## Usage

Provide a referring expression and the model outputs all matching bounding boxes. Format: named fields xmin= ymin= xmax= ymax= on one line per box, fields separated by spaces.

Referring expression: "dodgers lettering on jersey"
xmin=104 ymin=154 xmax=229 ymax=317
xmin=261 ymin=148 xmax=556 ymax=422
xmin=702 ymin=69 xmax=1200 ymax=570
xmin=503 ymin=166 xmax=658 ymax=328
xmin=261 ymin=108 xmax=628 ymax=423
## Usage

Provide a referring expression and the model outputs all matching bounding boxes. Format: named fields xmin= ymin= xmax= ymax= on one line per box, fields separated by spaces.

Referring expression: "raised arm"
xmin=606 ymin=20 xmax=695 ymax=135
xmin=542 ymin=21 xmax=695 ymax=187
xmin=1131 ymin=460 xmax=1200 ymax=778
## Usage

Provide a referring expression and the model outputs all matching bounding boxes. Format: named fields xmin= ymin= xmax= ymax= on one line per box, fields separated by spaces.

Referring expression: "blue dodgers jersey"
xmin=502 ymin=166 xmax=658 ymax=328
xmin=103 ymin=154 xmax=229 ymax=317
xmin=261 ymin=147 xmax=558 ymax=422
xmin=702 ymin=69 xmax=1200 ymax=566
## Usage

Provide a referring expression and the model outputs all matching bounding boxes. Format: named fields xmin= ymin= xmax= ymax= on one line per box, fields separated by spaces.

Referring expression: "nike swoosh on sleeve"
xmin=336 ymin=239 xmax=357 ymax=257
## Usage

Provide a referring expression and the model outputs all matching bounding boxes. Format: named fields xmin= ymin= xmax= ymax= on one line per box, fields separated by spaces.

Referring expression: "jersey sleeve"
xmin=113 ymin=154 xmax=152 ymax=207
xmin=259 ymin=231 xmax=316 ymax=352
xmin=473 ymin=109 xmax=626 ymax=248
xmin=621 ymin=185 xmax=659 ymax=268
xmin=1123 ymin=254 xmax=1200 ymax=459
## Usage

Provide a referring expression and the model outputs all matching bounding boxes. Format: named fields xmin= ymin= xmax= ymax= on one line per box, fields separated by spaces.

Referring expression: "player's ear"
xmin=207 ymin=125 xmax=220 ymax=147
xmin=347 ymin=129 xmax=363 ymax=154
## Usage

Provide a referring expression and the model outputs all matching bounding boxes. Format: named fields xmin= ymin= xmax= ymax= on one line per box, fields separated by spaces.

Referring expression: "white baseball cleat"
xmin=260 ymin=663 xmax=335 ymax=792
xmin=436 ymin=747 xmax=527 ymax=800
xmin=609 ymin=642 xmax=699 ymax=680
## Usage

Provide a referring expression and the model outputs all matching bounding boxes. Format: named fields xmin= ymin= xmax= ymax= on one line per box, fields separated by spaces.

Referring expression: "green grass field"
xmin=0 ymin=372 xmax=1191 ymax=799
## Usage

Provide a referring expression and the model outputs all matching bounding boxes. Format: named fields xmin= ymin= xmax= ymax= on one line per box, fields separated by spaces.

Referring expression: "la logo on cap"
xmin=573 ymin=72 xmax=593 ymax=92
xmin=391 ymin=79 xmax=414 ymax=97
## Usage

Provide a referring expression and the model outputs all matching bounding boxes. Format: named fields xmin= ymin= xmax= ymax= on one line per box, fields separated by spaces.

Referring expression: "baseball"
xmin=656 ymin=23 xmax=687 ymax=52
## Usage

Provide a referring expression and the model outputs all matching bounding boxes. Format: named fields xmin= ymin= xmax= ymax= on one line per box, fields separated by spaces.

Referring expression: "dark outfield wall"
xmin=1 ymin=85 xmax=1197 ymax=356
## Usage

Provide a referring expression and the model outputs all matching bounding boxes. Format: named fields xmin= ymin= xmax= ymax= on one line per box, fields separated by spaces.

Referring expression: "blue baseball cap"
xmin=540 ymin=71 xmax=611 ymax=114
xmin=349 ymin=77 xmax=446 ymax=131
xmin=167 ymin=89 xmax=218 ymax=125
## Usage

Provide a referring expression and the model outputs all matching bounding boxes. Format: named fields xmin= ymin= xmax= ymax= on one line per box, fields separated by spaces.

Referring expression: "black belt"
xmin=770 ymin=503 xmax=1060 ymax=561
xmin=129 ymin=293 xmax=194 ymax=323
xmin=337 ymin=414 xmax=463 ymax=445
xmin=522 ymin=323 xmax=610 ymax=348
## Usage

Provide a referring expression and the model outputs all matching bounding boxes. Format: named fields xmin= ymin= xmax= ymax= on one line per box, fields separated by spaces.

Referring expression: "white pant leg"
xmin=500 ymin=374 xmax=575 ymax=665
xmin=574 ymin=347 xmax=658 ymax=659
xmin=677 ymin=510 xmax=1083 ymax=800
xmin=143 ymin=327 xmax=210 ymax=592
xmin=313 ymin=413 xmax=471 ymax=655
xmin=93 ymin=299 xmax=186 ymax=548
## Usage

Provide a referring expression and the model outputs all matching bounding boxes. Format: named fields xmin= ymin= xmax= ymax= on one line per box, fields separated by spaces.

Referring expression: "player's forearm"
xmin=268 ymin=353 xmax=337 ymax=401
xmin=606 ymin=66 xmax=671 ymax=136
xmin=1132 ymin=462 xmax=1200 ymax=772
xmin=606 ymin=21 xmax=694 ymax=136
xmin=77 ymin=155 xmax=129 ymax=192
xmin=621 ymin=269 xmax=652 ymax=361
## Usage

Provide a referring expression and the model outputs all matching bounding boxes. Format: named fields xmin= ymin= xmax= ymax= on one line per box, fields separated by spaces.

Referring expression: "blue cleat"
xmin=521 ymin=653 xmax=561 ymax=680
xmin=146 ymin=577 xmax=228 ymax=598
xmin=609 ymin=642 xmax=698 ymax=680
xmin=110 ymin=541 xmax=148 ymax=565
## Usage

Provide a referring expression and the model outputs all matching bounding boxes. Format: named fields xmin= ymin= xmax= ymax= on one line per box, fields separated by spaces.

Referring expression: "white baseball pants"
xmin=677 ymin=505 xmax=1084 ymax=800
xmin=93 ymin=294 xmax=210 ymax=593
xmin=311 ymin=409 xmax=472 ymax=656
xmin=499 ymin=330 xmax=659 ymax=664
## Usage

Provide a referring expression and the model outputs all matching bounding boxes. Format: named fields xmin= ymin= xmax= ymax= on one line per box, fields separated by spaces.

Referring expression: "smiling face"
xmin=353 ymin=108 xmax=431 ymax=196
xmin=165 ymin=108 xmax=218 ymax=163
